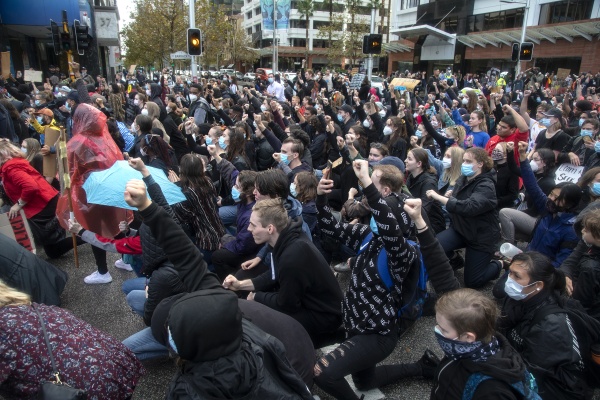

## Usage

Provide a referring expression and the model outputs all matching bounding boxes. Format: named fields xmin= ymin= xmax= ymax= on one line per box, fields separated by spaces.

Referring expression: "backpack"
xmin=529 ymin=303 xmax=600 ymax=388
xmin=462 ymin=371 xmax=542 ymax=400
xmin=357 ymin=233 xmax=428 ymax=333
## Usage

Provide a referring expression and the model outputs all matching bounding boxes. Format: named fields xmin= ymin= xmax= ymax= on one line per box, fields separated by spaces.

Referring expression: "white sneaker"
xmin=84 ymin=271 xmax=112 ymax=284
xmin=114 ymin=259 xmax=133 ymax=271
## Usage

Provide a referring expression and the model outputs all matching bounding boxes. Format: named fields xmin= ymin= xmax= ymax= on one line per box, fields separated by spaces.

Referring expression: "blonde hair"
xmin=0 ymin=140 xmax=25 ymax=164
xmin=0 ymin=280 xmax=31 ymax=307
xmin=252 ymin=198 xmax=289 ymax=231
xmin=442 ymin=146 xmax=465 ymax=186
xmin=24 ymin=138 xmax=41 ymax=162
xmin=445 ymin=125 xmax=466 ymax=144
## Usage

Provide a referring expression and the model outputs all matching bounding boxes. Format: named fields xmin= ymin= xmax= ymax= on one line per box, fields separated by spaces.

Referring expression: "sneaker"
xmin=114 ymin=259 xmax=133 ymax=271
xmin=84 ymin=271 xmax=112 ymax=284
xmin=333 ymin=261 xmax=350 ymax=273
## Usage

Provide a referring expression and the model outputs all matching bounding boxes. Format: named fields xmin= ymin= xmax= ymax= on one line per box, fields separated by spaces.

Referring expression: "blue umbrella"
xmin=83 ymin=160 xmax=186 ymax=210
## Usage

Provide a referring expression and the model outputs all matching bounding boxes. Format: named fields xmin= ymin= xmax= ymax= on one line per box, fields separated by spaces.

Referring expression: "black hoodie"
xmin=431 ymin=334 xmax=529 ymax=400
xmin=149 ymin=83 xmax=167 ymax=121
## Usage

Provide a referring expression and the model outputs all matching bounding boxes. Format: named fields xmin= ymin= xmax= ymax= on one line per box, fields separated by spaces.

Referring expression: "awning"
xmin=456 ymin=19 xmax=600 ymax=48
xmin=391 ymin=24 xmax=456 ymax=44
xmin=383 ymin=42 xmax=414 ymax=53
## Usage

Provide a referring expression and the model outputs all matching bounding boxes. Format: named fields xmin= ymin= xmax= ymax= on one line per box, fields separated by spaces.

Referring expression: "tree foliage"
xmin=296 ymin=0 xmax=314 ymax=60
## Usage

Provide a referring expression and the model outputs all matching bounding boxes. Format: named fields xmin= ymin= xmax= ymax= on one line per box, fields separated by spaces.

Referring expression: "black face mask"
xmin=546 ymin=198 xmax=561 ymax=214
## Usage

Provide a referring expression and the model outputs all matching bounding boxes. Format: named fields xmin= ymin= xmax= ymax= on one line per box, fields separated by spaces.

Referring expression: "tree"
xmin=316 ymin=12 xmax=369 ymax=68
xmin=296 ymin=0 xmax=314 ymax=61
xmin=227 ymin=18 xmax=259 ymax=68
xmin=121 ymin=0 xmax=187 ymax=68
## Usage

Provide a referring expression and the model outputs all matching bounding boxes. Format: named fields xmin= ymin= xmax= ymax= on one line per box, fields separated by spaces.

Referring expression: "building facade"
xmin=242 ymin=0 xmax=396 ymax=71
xmin=0 ymin=0 xmax=122 ymax=82
xmin=387 ymin=0 xmax=600 ymax=75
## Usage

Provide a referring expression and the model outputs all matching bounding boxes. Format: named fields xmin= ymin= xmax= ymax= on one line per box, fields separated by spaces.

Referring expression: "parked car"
xmin=234 ymin=71 xmax=244 ymax=80
xmin=281 ymin=72 xmax=297 ymax=82
xmin=243 ymin=72 xmax=256 ymax=82
xmin=371 ymin=76 xmax=385 ymax=92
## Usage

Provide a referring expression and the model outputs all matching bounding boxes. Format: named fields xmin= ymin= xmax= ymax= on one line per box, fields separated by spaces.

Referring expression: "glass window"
xmin=541 ymin=0 xmax=592 ymax=24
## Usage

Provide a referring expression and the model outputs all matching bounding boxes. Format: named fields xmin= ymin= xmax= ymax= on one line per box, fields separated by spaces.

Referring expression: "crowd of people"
xmin=1 ymin=59 xmax=600 ymax=400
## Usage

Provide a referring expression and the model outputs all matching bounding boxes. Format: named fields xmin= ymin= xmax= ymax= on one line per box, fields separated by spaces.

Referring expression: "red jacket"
xmin=0 ymin=157 xmax=58 ymax=218
xmin=485 ymin=128 xmax=529 ymax=163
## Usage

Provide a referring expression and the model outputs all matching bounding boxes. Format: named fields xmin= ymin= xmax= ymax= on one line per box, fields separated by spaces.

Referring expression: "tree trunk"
xmin=305 ymin=16 xmax=309 ymax=61
xmin=386 ymin=0 xmax=391 ymax=43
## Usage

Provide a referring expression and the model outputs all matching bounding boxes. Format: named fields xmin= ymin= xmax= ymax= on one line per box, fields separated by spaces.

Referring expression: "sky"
xmin=117 ymin=0 xmax=134 ymax=31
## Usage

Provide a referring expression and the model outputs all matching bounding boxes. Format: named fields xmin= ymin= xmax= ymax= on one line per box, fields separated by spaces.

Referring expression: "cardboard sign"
xmin=390 ymin=78 xmax=420 ymax=92
xmin=0 ymin=52 xmax=10 ymax=78
xmin=557 ymin=68 xmax=570 ymax=80
xmin=349 ymin=73 xmax=365 ymax=90
xmin=0 ymin=210 xmax=36 ymax=253
xmin=42 ymin=127 xmax=61 ymax=178
xmin=24 ymin=70 xmax=43 ymax=83
xmin=129 ymin=64 xmax=137 ymax=75
xmin=555 ymin=163 xmax=584 ymax=184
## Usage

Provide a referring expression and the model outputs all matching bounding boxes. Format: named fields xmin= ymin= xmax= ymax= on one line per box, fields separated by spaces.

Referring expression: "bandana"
xmin=435 ymin=332 xmax=499 ymax=362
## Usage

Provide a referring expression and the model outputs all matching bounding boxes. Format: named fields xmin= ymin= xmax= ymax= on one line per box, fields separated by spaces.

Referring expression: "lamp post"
xmin=272 ymin=0 xmax=278 ymax=72
xmin=500 ymin=0 xmax=530 ymax=76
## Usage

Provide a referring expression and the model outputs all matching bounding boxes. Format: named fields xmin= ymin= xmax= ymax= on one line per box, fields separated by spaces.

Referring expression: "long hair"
xmin=471 ymin=110 xmax=487 ymax=132
xmin=227 ymin=128 xmax=250 ymax=166
xmin=295 ymin=171 xmax=318 ymax=204
xmin=465 ymin=90 xmax=478 ymax=113
xmin=511 ymin=251 xmax=566 ymax=295
xmin=442 ymin=146 xmax=465 ymax=186
xmin=388 ymin=116 xmax=407 ymax=148
xmin=179 ymin=154 xmax=215 ymax=199
xmin=0 ymin=140 xmax=25 ymax=164
xmin=409 ymin=148 xmax=436 ymax=175
xmin=0 ymin=280 xmax=31 ymax=307
xmin=145 ymin=134 xmax=172 ymax=168
xmin=24 ymin=138 xmax=41 ymax=163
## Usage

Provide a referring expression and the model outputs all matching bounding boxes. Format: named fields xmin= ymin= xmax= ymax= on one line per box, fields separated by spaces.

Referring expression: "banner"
xmin=24 ymin=70 xmax=43 ymax=83
xmin=390 ymin=78 xmax=421 ymax=93
xmin=0 ymin=210 xmax=36 ymax=253
xmin=261 ymin=0 xmax=290 ymax=30
xmin=555 ymin=163 xmax=584 ymax=184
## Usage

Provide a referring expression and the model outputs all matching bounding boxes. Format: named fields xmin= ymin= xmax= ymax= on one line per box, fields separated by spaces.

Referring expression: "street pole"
xmin=516 ymin=0 xmax=529 ymax=76
xmin=189 ymin=0 xmax=197 ymax=81
xmin=272 ymin=0 xmax=278 ymax=72
xmin=367 ymin=7 xmax=376 ymax=82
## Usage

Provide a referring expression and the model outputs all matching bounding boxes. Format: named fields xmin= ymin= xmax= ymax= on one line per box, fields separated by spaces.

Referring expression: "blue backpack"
xmin=462 ymin=371 xmax=541 ymax=400
xmin=357 ymin=233 xmax=429 ymax=326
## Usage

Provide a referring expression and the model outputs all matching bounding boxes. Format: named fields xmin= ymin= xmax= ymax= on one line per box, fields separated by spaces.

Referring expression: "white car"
xmin=243 ymin=72 xmax=256 ymax=82
xmin=281 ymin=72 xmax=297 ymax=82
xmin=371 ymin=76 xmax=385 ymax=92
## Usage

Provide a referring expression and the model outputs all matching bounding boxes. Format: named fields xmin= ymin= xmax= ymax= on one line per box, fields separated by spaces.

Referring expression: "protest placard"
xmin=554 ymin=163 xmax=584 ymax=184
xmin=24 ymin=70 xmax=43 ymax=82
xmin=0 ymin=210 xmax=36 ymax=253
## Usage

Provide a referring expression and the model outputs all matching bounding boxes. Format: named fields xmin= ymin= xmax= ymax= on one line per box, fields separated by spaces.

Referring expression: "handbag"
xmin=33 ymin=304 xmax=87 ymax=400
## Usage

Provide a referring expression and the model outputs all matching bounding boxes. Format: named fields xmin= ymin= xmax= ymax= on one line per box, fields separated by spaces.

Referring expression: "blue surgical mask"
xmin=205 ymin=136 xmax=213 ymax=146
xmin=591 ymin=182 xmax=600 ymax=196
xmin=65 ymin=102 xmax=71 ymax=111
xmin=231 ymin=186 xmax=241 ymax=202
xmin=581 ymin=129 xmax=593 ymax=138
xmin=595 ymin=141 xmax=600 ymax=153
xmin=369 ymin=216 xmax=378 ymax=235
xmin=337 ymin=114 xmax=344 ymax=122
xmin=218 ymin=136 xmax=227 ymax=149
xmin=20 ymin=147 xmax=27 ymax=154
xmin=415 ymin=129 xmax=422 ymax=138
xmin=504 ymin=276 xmax=538 ymax=301
xmin=579 ymin=118 xmax=585 ymax=127
xmin=36 ymin=116 xmax=44 ymax=124
xmin=290 ymin=182 xmax=297 ymax=197
xmin=268 ymin=78 xmax=274 ymax=83
xmin=383 ymin=126 xmax=393 ymax=136
xmin=540 ymin=118 xmax=551 ymax=127
xmin=280 ymin=153 xmax=290 ymax=165
xmin=35 ymin=100 xmax=41 ymax=106
xmin=461 ymin=163 xmax=475 ymax=177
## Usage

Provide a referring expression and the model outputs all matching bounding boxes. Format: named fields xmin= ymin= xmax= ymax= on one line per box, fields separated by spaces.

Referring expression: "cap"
xmin=340 ymin=104 xmax=354 ymax=114
xmin=67 ymin=91 xmax=80 ymax=103
xmin=542 ymin=108 xmax=562 ymax=118
xmin=81 ymin=66 xmax=87 ymax=70
xmin=59 ymin=85 xmax=72 ymax=93
xmin=34 ymin=108 xmax=54 ymax=117
xmin=373 ymin=156 xmax=405 ymax=173
xmin=575 ymin=100 xmax=593 ymax=112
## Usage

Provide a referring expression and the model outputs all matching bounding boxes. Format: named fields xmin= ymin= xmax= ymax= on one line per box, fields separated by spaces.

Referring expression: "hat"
xmin=458 ymin=107 xmax=468 ymax=115
xmin=59 ymin=85 xmax=72 ymax=93
xmin=340 ymin=104 xmax=354 ymax=114
xmin=374 ymin=156 xmax=405 ymax=173
xmin=67 ymin=91 xmax=80 ymax=103
xmin=575 ymin=100 xmax=593 ymax=112
xmin=81 ymin=66 xmax=87 ymax=70
xmin=542 ymin=108 xmax=562 ymax=118
xmin=34 ymin=108 xmax=53 ymax=117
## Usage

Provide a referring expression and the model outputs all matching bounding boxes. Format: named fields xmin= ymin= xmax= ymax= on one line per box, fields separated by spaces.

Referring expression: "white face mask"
xmin=431 ymin=120 xmax=439 ymax=128
xmin=134 ymin=99 xmax=140 ymax=106
xmin=363 ymin=120 xmax=371 ymax=129
xmin=529 ymin=160 xmax=539 ymax=172
xmin=383 ymin=126 xmax=393 ymax=136
xmin=189 ymin=94 xmax=198 ymax=102
xmin=462 ymin=98 xmax=469 ymax=105
xmin=140 ymin=147 xmax=147 ymax=157
xmin=379 ymin=110 xmax=386 ymax=118
xmin=442 ymin=158 xmax=451 ymax=169
xmin=141 ymin=109 xmax=149 ymax=116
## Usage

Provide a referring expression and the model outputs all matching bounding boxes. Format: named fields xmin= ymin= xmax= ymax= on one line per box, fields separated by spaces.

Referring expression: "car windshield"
xmin=371 ymin=77 xmax=383 ymax=82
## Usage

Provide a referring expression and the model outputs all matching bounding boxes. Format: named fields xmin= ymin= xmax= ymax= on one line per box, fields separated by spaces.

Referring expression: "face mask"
xmin=536 ymin=97 xmax=541 ymax=103
xmin=140 ymin=147 xmax=147 ymax=157
xmin=168 ymin=327 xmax=178 ymax=353
xmin=369 ymin=216 xmax=378 ymax=235
xmin=268 ymin=78 xmax=274 ymax=83
xmin=546 ymin=198 xmax=558 ymax=214
xmin=35 ymin=100 xmax=41 ymax=106
xmin=189 ymin=94 xmax=198 ymax=102
xmin=134 ymin=99 xmax=140 ymax=106
xmin=579 ymin=119 xmax=585 ymax=127
xmin=491 ymin=150 xmax=505 ymax=161
xmin=504 ymin=276 xmax=539 ymax=301
xmin=231 ymin=186 xmax=241 ymax=202
xmin=363 ymin=120 xmax=371 ymax=129
xmin=442 ymin=158 xmax=452 ymax=169
xmin=434 ymin=326 xmax=485 ymax=360
xmin=37 ymin=116 xmax=44 ymax=124
xmin=431 ymin=120 xmax=439 ymax=128
xmin=65 ymin=102 xmax=71 ymax=111
xmin=290 ymin=182 xmax=298 ymax=197
xmin=205 ymin=136 xmax=213 ymax=146
xmin=461 ymin=98 xmax=469 ymax=105
xmin=415 ymin=129 xmax=422 ymax=138
xmin=591 ymin=182 xmax=600 ymax=196
xmin=581 ymin=129 xmax=593 ymax=138
xmin=540 ymin=118 xmax=551 ymax=127
xmin=379 ymin=110 xmax=386 ymax=118
xmin=218 ymin=136 xmax=227 ymax=149
xmin=280 ymin=153 xmax=290 ymax=165
xmin=20 ymin=147 xmax=27 ymax=154
xmin=445 ymin=138 xmax=456 ymax=146
xmin=529 ymin=160 xmax=539 ymax=172
xmin=260 ymin=105 xmax=268 ymax=112
xmin=383 ymin=126 xmax=393 ymax=136
xmin=461 ymin=163 xmax=475 ymax=177
xmin=337 ymin=114 xmax=344 ymax=122
xmin=141 ymin=109 xmax=149 ymax=116
xmin=146 ymin=89 xmax=152 ymax=96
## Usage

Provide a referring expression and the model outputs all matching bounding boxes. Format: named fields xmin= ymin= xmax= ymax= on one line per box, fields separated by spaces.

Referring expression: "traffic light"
xmin=60 ymin=30 xmax=71 ymax=52
xmin=187 ymin=28 xmax=201 ymax=56
xmin=511 ymin=43 xmax=520 ymax=62
xmin=520 ymin=42 xmax=534 ymax=61
xmin=73 ymin=19 xmax=90 ymax=55
xmin=362 ymin=34 xmax=382 ymax=54
xmin=50 ymin=20 xmax=61 ymax=55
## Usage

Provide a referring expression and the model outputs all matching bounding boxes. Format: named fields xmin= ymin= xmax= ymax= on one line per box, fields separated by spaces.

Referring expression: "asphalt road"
xmin=7 ymin=243 xmax=597 ymax=400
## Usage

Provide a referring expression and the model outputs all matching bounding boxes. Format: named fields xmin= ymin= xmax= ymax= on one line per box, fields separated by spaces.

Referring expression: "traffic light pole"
xmin=367 ymin=7 xmax=376 ymax=82
xmin=516 ymin=1 xmax=529 ymax=76
xmin=272 ymin=0 xmax=277 ymax=73
xmin=189 ymin=0 xmax=197 ymax=82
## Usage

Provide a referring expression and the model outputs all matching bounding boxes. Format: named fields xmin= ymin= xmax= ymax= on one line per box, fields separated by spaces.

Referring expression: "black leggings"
xmin=314 ymin=328 xmax=399 ymax=400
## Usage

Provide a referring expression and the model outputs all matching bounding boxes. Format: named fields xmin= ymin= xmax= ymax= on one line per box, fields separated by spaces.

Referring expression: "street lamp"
xmin=500 ymin=0 xmax=530 ymax=75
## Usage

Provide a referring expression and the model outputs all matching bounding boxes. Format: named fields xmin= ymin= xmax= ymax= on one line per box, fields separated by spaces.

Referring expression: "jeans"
xmin=122 ymin=327 xmax=169 ymax=361
xmin=436 ymin=227 xmax=500 ymax=288
xmin=499 ymin=208 xmax=537 ymax=244
xmin=122 ymin=277 xmax=146 ymax=317
xmin=219 ymin=205 xmax=238 ymax=234
xmin=314 ymin=329 xmax=399 ymax=400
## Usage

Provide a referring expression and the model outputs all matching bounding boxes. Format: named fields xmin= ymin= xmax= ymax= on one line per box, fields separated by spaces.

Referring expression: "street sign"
xmin=170 ymin=51 xmax=192 ymax=60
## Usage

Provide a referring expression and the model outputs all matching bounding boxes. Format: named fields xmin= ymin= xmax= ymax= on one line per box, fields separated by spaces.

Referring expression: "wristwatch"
xmin=17 ymin=199 xmax=26 ymax=207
